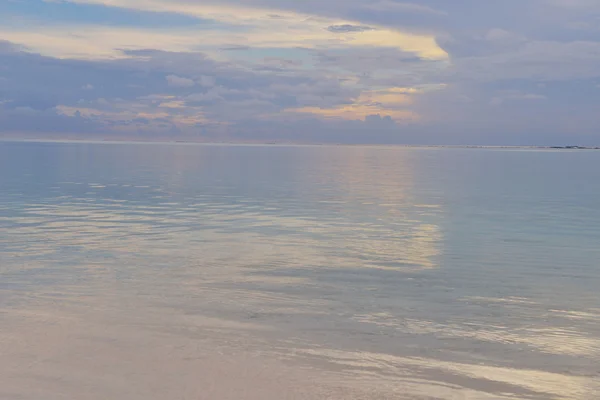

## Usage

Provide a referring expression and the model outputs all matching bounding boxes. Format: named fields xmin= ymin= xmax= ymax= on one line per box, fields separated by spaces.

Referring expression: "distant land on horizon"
xmin=1 ymin=135 xmax=599 ymax=150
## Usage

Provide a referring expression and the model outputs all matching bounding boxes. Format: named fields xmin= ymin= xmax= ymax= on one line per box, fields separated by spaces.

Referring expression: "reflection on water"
xmin=1 ymin=142 xmax=600 ymax=399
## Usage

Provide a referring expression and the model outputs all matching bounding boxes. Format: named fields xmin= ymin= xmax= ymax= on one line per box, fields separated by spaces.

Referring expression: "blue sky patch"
xmin=1 ymin=0 xmax=222 ymax=29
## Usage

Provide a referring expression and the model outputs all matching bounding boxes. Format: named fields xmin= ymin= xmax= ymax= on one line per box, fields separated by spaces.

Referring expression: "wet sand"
xmin=0 ymin=295 xmax=423 ymax=400
xmin=3 ymin=289 xmax=598 ymax=400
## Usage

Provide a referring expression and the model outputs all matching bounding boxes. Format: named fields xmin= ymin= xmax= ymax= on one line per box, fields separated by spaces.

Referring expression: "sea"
xmin=1 ymin=141 xmax=599 ymax=399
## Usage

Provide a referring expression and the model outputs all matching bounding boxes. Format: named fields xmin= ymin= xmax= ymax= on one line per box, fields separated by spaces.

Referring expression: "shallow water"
xmin=1 ymin=141 xmax=599 ymax=399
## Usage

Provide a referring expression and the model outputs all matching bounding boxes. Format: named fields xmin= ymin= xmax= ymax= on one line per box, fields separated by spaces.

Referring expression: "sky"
xmin=1 ymin=0 xmax=600 ymax=145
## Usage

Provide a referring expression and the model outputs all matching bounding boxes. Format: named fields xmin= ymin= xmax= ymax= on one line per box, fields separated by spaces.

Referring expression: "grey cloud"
xmin=166 ymin=74 xmax=196 ymax=87
xmin=186 ymin=89 xmax=224 ymax=103
xmin=199 ymin=75 xmax=216 ymax=87
xmin=0 ymin=40 xmax=26 ymax=53
xmin=490 ymin=91 xmax=547 ymax=106
xmin=136 ymin=94 xmax=171 ymax=102
xmin=327 ymin=24 xmax=375 ymax=33
xmin=219 ymin=45 xmax=252 ymax=51
xmin=410 ymin=77 xmax=600 ymax=145
xmin=361 ymin=1 xmax=447 ymax=15
xmin=263 ymin=58 xmax=304 ymax=68
xmin=3 ymin=0 xmax=600 ymax=144
xmin=364 ymin=114 xmax=395 ymax=126
xmin=0 ymin=42 xmax=365 ymax=138
xmin=314 ymin=47 xmax=440 ymax=88
xmin=0 ymin=106 xmax=102 ymax=135
xmin=485 ymin=28 xmax=523 ymax=43
xmin=226 ymin=115 xmax=408 ymax=145
xmin=447 ymin=40 xmax=600 ymax=82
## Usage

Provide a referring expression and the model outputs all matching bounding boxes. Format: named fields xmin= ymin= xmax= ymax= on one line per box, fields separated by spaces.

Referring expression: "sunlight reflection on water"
xmin=1 ymin=142 xmax=600 ymax=399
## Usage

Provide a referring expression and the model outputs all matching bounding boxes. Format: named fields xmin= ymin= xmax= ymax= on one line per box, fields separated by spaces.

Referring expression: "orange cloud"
xmin=286 ymin=87 xmax=422 ymax=122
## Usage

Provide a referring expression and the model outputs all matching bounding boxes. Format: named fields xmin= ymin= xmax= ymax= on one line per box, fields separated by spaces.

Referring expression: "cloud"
xmin=1 ymin=0 xmax=600 ymax=144
xmin=327 ymin=24 xmax=375 ymax=33
xmin=364 ymin=114 xmax=395 ymax=127
xmin=186 ymin=89 xmax=223 ymax=102
xmin=1 ymin=1 xmax=448 ymax=60
xmin=166 ymin=74 xmax=195 ymax=88
xmin=0 ymin=40 xmax=26 ymax=53
xmin=490 ymin=91 xmax=547 ymax=106
xmin=445 ymin=40 xmax=600 ymax=82
xmin=360 ymin=1 xmax=447 ymax=16
xmin=286 ymin=85 xmax=420 ymax=123
xmin=219 ymin=45 xmax=251 ymax=51
xmin=199 ymin=75 xmax=216 ymax=87
xmin=263 ymin=57 xmax=304 ymax=68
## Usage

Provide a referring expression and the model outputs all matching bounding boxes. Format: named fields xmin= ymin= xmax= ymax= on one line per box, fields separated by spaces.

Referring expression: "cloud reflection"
xmin=1 ymin=144 xmax=599 ymax=400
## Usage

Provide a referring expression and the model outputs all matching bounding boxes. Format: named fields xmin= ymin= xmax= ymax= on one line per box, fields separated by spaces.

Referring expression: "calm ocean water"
xmin=1 ymin=141 xmax=600 ymax=399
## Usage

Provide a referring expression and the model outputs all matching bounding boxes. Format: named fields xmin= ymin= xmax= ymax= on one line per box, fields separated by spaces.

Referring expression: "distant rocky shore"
xmin=548 ymin=146 xmax=600 ymax=150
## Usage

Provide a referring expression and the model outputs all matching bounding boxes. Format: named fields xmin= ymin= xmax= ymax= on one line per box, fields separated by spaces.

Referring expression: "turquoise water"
xmin=1 ymin=141 xmax=599 ymax=399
